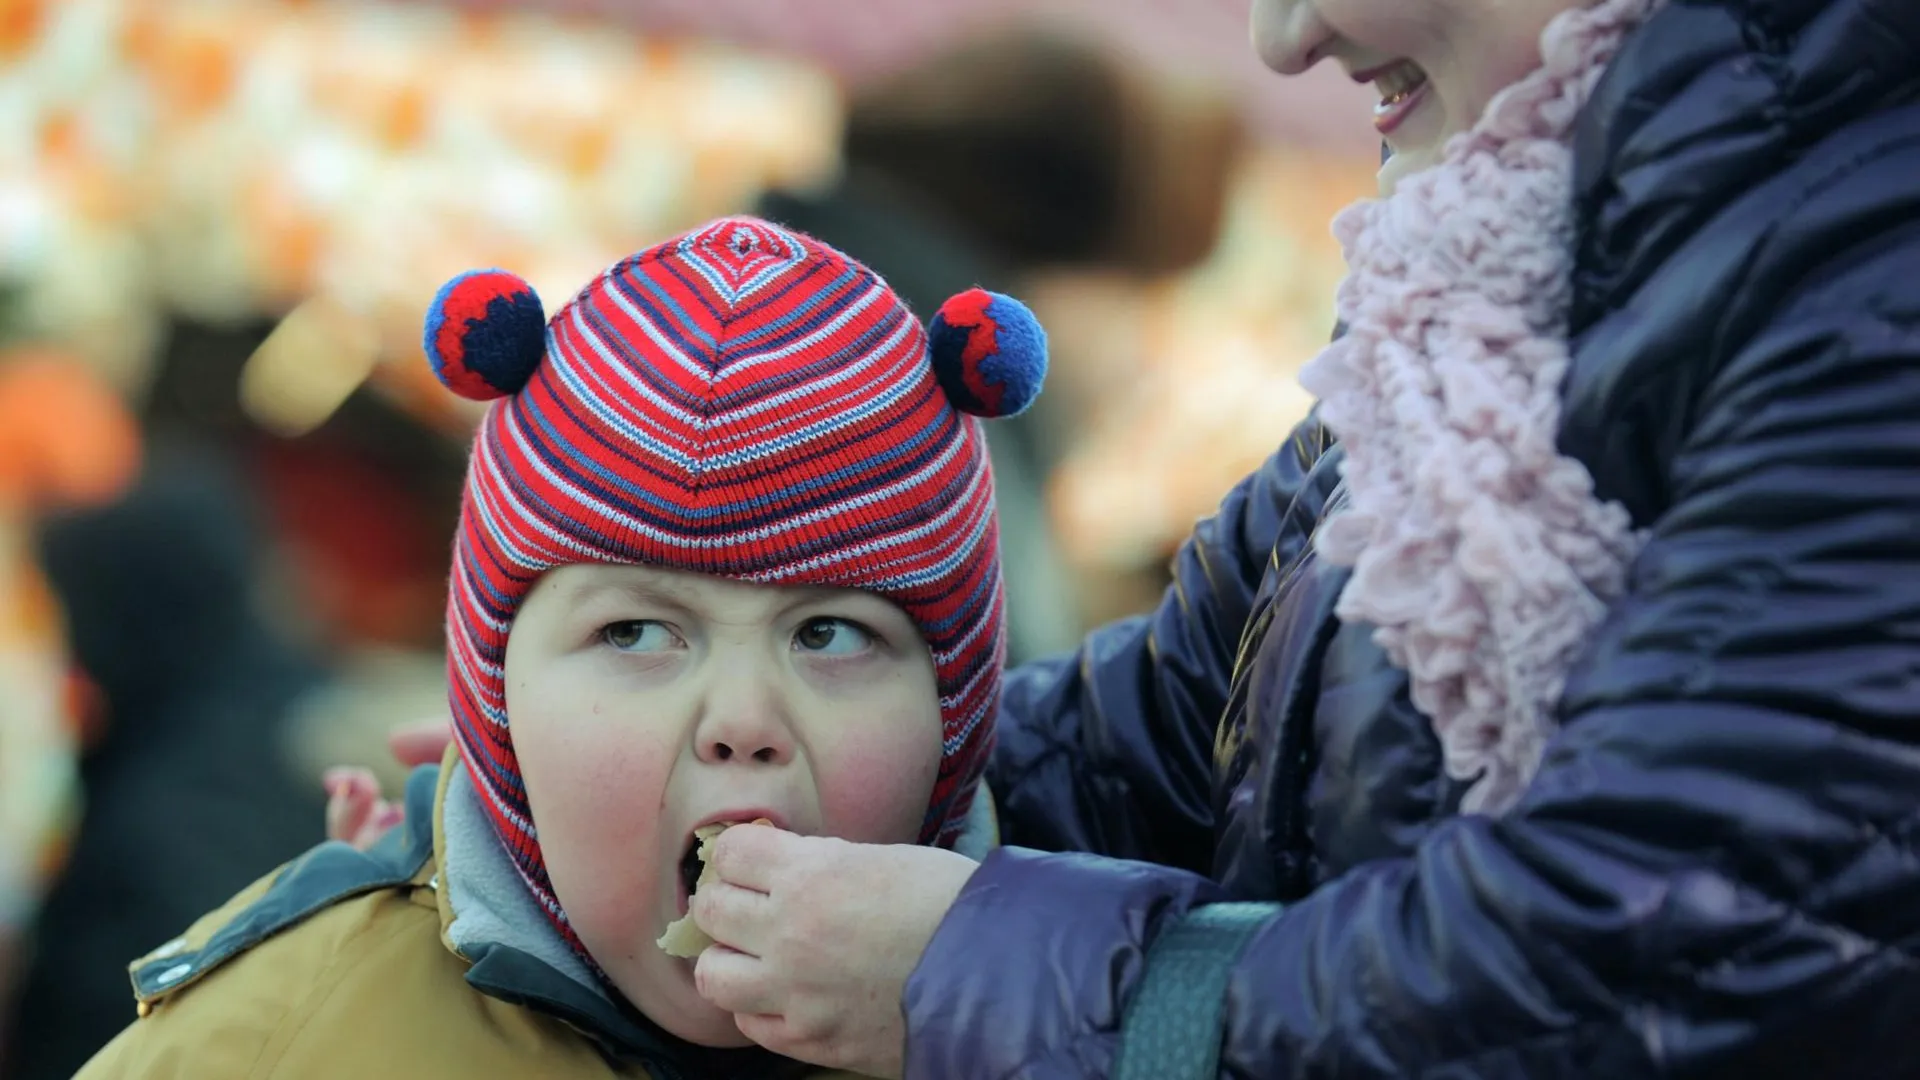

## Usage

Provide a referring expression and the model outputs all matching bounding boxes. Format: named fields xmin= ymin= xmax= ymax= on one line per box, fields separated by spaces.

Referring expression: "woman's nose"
xmin=1250 ymin=0 xmax=1328 ymax=76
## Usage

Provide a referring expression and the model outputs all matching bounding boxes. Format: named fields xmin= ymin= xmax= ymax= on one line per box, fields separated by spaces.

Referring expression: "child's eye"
xmin=601 ymin=620 xmax=682 ymax=652
xmin=792 ymin=617 xmax=873 ymax=656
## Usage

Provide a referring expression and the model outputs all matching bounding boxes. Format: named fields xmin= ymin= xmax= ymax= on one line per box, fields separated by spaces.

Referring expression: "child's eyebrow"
xmin=613 ymin=578 xmax=702 ymax=615
xmin=560 ymin=570 xmax=896 ymax=624
xmin=771 ymin=586 xmax=911 ymax=627
xmin=560 ymin=571 xmax=700 ymax=615
xmin=776 ymin=585 xmax=855 ymax=607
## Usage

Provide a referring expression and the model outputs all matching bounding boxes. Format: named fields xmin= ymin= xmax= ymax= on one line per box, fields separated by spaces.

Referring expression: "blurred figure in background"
xmin=3 ymin=440 xmax=329 ymax=1080
xmin=758 ymin=30 xmax=1244 ymax=662
xmin=0 ymin=349 xmax=141 ymax=1066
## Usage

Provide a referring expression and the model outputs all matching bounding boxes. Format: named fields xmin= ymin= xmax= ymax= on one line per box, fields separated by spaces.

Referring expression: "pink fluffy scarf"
xmin=1298 ymin=0 xmax=1664 ymax=816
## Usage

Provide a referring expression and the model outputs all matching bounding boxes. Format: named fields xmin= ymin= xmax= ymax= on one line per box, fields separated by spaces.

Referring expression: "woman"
xmin=338 ymin=0 xmax=1920 ymax=1075
xmin=678 ymin=0 xmax=1920 ymax=1075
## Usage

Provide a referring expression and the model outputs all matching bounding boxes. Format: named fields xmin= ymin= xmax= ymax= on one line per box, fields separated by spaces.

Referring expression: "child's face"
xmin=502 ymin=563 xmax=944 ymax=1046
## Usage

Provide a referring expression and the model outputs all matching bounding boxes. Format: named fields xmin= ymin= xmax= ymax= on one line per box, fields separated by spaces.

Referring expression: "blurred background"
xmin=0 ymin=0 xmax=1374 ymax=1073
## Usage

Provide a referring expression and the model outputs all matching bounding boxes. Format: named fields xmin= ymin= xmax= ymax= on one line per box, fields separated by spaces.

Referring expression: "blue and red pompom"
xmin=425 ymin=273 xmax=1049 ymax=421
xmin=928 ymin=288 xmax=1047 ymax=419
xmin=423 ymin=269 xmax=548 ymax=401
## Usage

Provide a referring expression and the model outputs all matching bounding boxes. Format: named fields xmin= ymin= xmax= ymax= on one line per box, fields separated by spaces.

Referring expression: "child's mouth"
xmin=672 ymin=815 xmax=784 ymax=913
xmin=658 ymin=817 xmax=776 ymax=959
xmin=678 ymin=836 xmax=705 ymax=910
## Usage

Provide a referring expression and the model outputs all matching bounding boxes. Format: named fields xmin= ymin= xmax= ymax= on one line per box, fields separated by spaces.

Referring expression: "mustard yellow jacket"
xmin=75 ymin=752 xmax=978 ymax=1079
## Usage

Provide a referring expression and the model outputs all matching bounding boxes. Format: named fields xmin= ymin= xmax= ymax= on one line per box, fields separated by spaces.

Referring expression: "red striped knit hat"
xmin=425 ymin=217 xmax=1045 ymax=937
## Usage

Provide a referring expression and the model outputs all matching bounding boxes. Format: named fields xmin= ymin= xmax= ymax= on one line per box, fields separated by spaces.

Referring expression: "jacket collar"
xmin=420 ymin=751 xmax=998 ymax=1078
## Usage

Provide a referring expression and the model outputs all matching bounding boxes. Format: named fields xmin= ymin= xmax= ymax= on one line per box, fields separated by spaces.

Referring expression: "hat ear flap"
xmin=927 ymin=288 xmax=1047 ymax=419
xmin=423 ymin=270 xmax=547 ymax=401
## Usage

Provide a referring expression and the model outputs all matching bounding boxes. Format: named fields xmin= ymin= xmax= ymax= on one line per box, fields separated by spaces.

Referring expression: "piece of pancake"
xmin=656 ymin=818 xmax=772 ymax=958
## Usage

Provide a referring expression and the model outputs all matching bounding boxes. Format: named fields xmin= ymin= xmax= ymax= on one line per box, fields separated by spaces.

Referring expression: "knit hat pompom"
xmin=928 ymin=288 xmax=1048 ymax=419
xmin=423 ymin=269 xmax=547 ymax=401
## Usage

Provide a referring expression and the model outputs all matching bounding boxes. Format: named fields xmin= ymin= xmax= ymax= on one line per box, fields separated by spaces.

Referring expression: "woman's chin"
xmin=1377 ymin=145 xmax=1439 ymax=196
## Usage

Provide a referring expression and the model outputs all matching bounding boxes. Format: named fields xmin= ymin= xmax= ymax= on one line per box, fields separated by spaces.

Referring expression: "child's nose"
xmin=698 ymin=724 xmax=794 ymax=765
xmin=692 ymin=675 xmax=797 ymax=766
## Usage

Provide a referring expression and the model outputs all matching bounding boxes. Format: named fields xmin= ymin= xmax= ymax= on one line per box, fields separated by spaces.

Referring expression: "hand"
xmin=323 ymin=767 xmax=403 ymax=850
xmin=387 ymin=716 xmax=455 ymax=768
xmin=323 ymin=718 xmax=454 ymax=849
xmin=690 ymin=826 xmax=977 ymax=1079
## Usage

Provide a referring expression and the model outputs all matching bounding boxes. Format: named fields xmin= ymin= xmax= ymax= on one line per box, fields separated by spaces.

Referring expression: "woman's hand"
xmin=690 ymin=825 xmax=977 ymax=1079
xmin=323 ymin=718 xmax=453 ymax=849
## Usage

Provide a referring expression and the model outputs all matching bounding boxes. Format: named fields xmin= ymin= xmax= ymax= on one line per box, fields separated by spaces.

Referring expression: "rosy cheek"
xmin=518 ymin=709 xmax=673 ymax=928
xmin=815 ymin=735 xmax=941 ymax=844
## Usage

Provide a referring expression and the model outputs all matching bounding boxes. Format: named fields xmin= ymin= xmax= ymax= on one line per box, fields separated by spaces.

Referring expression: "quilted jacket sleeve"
xmin=985 ymin=415 xmax=1332 ymax=870
xmin=903 ymin=126 xmax=1920 ymax=1080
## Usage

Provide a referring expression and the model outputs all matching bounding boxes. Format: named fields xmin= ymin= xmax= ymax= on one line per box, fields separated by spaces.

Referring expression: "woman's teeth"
xmin=1374 ymin=63 xmax=1429 ymax=114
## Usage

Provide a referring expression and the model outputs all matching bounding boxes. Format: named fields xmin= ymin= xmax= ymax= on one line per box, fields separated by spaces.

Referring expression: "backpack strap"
xmin=1112 ymin=901 xmax=1279 ymax=1080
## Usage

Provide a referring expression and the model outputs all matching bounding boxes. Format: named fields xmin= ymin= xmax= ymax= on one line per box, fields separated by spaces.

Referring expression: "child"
xmin=74 ymin=217 xmax=1045 ymax=1079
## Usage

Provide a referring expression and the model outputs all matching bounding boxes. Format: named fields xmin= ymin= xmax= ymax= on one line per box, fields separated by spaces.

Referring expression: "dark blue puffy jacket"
xmin=903 ymin=0 xmax=1920 ymax=1076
